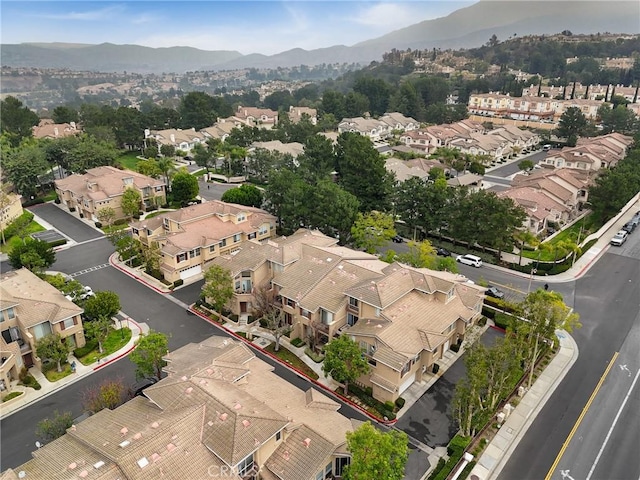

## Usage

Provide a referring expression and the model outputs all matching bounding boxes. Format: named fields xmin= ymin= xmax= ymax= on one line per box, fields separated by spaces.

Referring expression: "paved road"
xmin=497 ymin=238 xmax=640 ymax=479
xmin=487 ymin=150 xmax=547 ymax=178
xmin=397 ymin=327 xmax=504 ymax=448
xmin=197 ymin=178 xmax=241 ymax=202
xmin=29 ymin=203 xmax=103 ymax=243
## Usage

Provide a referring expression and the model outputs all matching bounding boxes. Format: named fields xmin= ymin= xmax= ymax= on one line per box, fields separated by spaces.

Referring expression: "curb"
xmin=188 ymin=305 xmax=396 ymax=426
xmin=93 ymin=318 xmax=142 ymax=371
xmin=108 ymin=253 xmax=172 ymax=294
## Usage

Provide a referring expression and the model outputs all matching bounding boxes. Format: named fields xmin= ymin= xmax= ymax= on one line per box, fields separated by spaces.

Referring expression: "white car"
xmin=456 ymin=254 xmax=483 ymax=268
xmin=610 ymin=230 xmax=628 ymax=246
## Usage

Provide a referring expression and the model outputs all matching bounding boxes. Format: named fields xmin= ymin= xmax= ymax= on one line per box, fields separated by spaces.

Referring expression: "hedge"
xmin=395 ymin=396 xmax=406 ymax=409
xmin=21 ymin=198 xmax=44 ymax=207
xmin=290 ymin=337 xmax=305 ymax=348
xmin=74 ymin=340 xmax=98 ymax=358
xmin=48 ymin=239 xmax=67 ymax=248
xmin=427 ymin=435 xmax=471 ymax=480
xmin=1 ymin=211 xmax=34 ymax=239
xmin=173 ymin=279 xmax=184 ymax=288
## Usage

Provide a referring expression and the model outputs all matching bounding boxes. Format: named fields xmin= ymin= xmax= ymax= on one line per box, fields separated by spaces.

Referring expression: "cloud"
xmin=32 ymin=4 xmax=125 ymax=21
xmin=354 ymin=3 xmax=416 ymax=30
xmin=130 ymin=13 xmax=158 ymax=25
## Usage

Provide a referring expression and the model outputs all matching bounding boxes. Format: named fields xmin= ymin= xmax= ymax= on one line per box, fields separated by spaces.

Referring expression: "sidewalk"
xmin=0 ymin=314 xmax=146 ymax=420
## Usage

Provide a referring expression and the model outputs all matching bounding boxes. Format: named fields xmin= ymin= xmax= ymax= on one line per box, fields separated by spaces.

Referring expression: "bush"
xmin=365 ymin=386 xmax=373 ymax=396
xmin=483 ymin=296 xmax=518 ymax=314
xmin=94 ymin=221 xmax=102 ymax=228
xmin=22 ymin=198 xmax=45 ymax=207
xmin=482 ymin=306 xmax=496 ymax=319
xmin=48 ymin=239 xmax=67 ymax=248
xmin=259 ymin=318 xmax=268 ymax=328
xmin=290 ymin=337 xmax=305 ymax=348
xmin=54 ymin=198 xmax=61 ymax=204
xmin=69 ymin=207 xmax=76 ymax=212
xmin=432 ymin=363 xmax=440 ymax=374
xmin=395 ymin=397 xmax=406 ymax=409
xmin=74 ymin=340 xmax=98 ymax=358
xmin=246 ymin=315 xmax=256 ymax=324
xmin=427 ymin=458 xmax=447 ymax=480
xmin=173 ymin=279 xmax=184 ymax=288
xmin=384 ymin=400 xmax=395 ymax=411
xmin=146 ymin=205 xmax=158 ymax=212
xmin=495 ymin=312 xmax=516 ymax=330
xmin=113 ymin=218 xmax=128 ymax=226
xmin=450 ymin=343 xmax=460 ymax=353
xmin=447 ymin=434 xmax=471 ymax=456
xmin=478 ymin=316 xmax=488 ymax=327
xmin=1 ymin=211 xmax=34 ymax=239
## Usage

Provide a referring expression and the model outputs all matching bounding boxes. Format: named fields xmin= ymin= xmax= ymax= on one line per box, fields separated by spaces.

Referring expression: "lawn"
xmin=2 ymin=391 xmax=24 ymax=402
xmin=192 ymin=169 xmax=208 ymax=177
xmin=101 ymin=223 xmax=130 ymax=235
xmin=76 ymin=327 xmax=132 ymax=365
xmin=521 ymin=213 xmax=596 ymax=261
xmin=263 ymin=343 xmax=319 ymax=380
xmin=116 ymin=152 xmax=143 ymax=171
xmin=144 ymin=209 xmax=175 ymax=219
xmin=43 ymin=361 xmax=73 ymax=382
xmin=0 ymin=221 xmax=45 ymax=253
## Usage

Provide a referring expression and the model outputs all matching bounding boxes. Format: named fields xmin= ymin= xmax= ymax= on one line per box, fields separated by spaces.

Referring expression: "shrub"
xmin=48 ymin=239 xmax=67 ymax=248
xmin=94 ymin=221 xmax=102 ymax=228
xmin=427 ymin=458 xmax=447 ymax=480
xmin=384 ymin=400 xmax=395 ymax=411
xmin=447 ymin=434 xmax=471 ymax=456
xmin=365 ymin=386 xmax=373 ymax=396
xmin=22 ymin=198 xmax=45 ymax=207
xmin=481 ymin=306 xmax=496 ymax=319
xmin=259 ymin=318 xmax=268 ymax=328
xmin=290 ymin=337 xmax=305 ymax=348
xmin=1 ymin=211 xmax=34 ymax=239
xmin=432 ymin=363 xmax=440 ymax=374
xmin=69 ymin=207 xmax=76 ymax=212
xmin=494 ymin=313 xmax=516 ymax=330
xmin=450 ymin=343 xmax=460 ymax=353
xmin=246 ymin=315 xmax=256 ymax=324
xmin=395 ymin=397 xmax=406 ymax=409
xmin=173 ymin=279 xmax=184 ymax=288
xmin=113 ymin=218 xmax=128 ymax=226
xmin=54 ymin=198 xmax=61 ymax=204
xmin=478 ymin=316 xmax=488 ymax=326
xmin=74 ymin=340 xmax=98 ymax=358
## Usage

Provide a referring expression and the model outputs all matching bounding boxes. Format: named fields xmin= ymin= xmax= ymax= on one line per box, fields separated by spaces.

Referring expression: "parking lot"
xmin=29 ymin=203 xmax=104 ymax=243
xmin=30 ymin=229 xmax=67 ymax=245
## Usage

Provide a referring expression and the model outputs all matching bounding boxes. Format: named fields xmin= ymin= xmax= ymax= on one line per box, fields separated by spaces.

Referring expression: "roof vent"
xmin=68 ymin=463 xmax=77 ymax=470
xmin=166 ymin=443 xmax=176 ymax=452
xmin=234 ymin=403 xmax=242 ymax=410
xmin=119 ymin=440 xmax=131 ymax=448
xmin=242 ymin=420 xmax=251 ymax=428
xmin=283 ymin=450 xmax=290 ymax=461
xmin=254 ymin=438 xmax=260 ymax=446
xmin=219 ymin=413 xmax=228 ymax=421
xmin=18 ymin=472 xmax=26 ymax=479
xmin=137 ymin=457 xmax=149 ymax=469
xmin=151 ymin=422 xmax=159 ymax=429
xmin=93 ymin=461 xmax=105 ymax=469
xmin=79 ymin=471 xmax=89 ymax=478
xmin=181 ymin=375 xmax=188 ymax=381
xmin=303 ymin=438 xmax=311 ymax=448
xmin=120 ymin=427 xmax=128 ymax=436
xmin=185 ymin=387 xmax=193 ymax=394
xmin=133 ymin=432 xmax=142 ymax=440
xmin=206 ymin=368 xmax=214 ymax=375
xmin=151 ymin=453 xmax=162 ymax=463
xmin=199 ymin=379 xmax=207 ymax=386
xmin=207 ymin=420 xmax=214 ymax=427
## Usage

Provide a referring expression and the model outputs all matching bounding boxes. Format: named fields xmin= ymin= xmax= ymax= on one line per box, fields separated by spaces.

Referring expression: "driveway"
xmin=397 ymin=327 xmax=504 ymax=447
xmin=29 ymin=203 xmax=104 ymax=243
xmin=198 ymin=178 xmax=240 ymax=202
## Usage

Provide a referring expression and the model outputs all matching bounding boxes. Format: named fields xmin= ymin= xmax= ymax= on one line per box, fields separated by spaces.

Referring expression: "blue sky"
xmin=1 ymin=1 xmax=472 ymax=55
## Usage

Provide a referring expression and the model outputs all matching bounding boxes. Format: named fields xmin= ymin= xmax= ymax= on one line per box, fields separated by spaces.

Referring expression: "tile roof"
xmin=55 ymin=166 xmax=165 ymax=199
xmin=385 ymin=158 xmax=430 ymax=182
xmin=0 ymin=269 xmax=83 ymax=327
xmin=251 ymin=140 xmax=304 ymax=157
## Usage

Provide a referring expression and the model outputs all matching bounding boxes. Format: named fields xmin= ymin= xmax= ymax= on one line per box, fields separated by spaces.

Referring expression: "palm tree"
xmin=156 ymin=157 xmax=176 ymax=192
xmin=514 ymin=229 xmax=540 ymax=266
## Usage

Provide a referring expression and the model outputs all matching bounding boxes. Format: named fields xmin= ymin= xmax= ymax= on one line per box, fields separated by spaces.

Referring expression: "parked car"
xmin=610 ymin=230 xmax=628 ymax=246
xmin=392 ymin=235 xmax=404 ymax=243
xmin=436 ymin=247 xmax=451 ymax=257
xmin=622 ymin=222 xmax=636 ymax=233
xmin=456 ymin=254 xmax=483 ymax=267
xmin=79 ymin=286 xmax=95 ymax=301
xmin=485 ymin=286 xmax=505 ymax=299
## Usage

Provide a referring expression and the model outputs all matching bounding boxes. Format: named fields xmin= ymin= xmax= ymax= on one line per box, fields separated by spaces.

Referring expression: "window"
xmin=163 ymin=218 xmax=169 ymax=230
xmin=401 ymin=361 xmax=411 ymax=377
xmin=209 ymin=245 xmax=216 ymax=253
xmin=132 ymin=228 xmax=139 ymax=236
xmin=286 ymin=298 xmax=296 ymax=308
xmin=63 ymin=318 xmax=75 ymax=330
xmin=349 ymin=297 xmax=359 ymax=308
xmin=6 ymin=308 xmax=15 ymax=320
xmin=347 ymin=313 xmax=358 ymax=326
xmin=375 ymin=307 xmax=381 ymax=317
xmin=233 ymin=234 xmax=241 ymax=243
xmin=237 ymin=213 xmax=246 ymax=222
xmin=258 ymin=225 xmax=268 ymax=235
xmin=300 ymin=309 xmax=310 ymax=318
xmin=146 ymin=229 xmax=152 ymax=236
xmin=335 ymin=457 xmax=350 ymax=476
xmin=189 ymin=248 xmax=201 ymax=258
xmin=275 ymin=431 xmax=281 ymax=441
xmin=219 ymin=239 xmax=227 ymax=248
xmin=236 ymin=453 xmax=254 ymax=477
xmin=320 ymin=309 xmax=333 ymax=325
xmin=32 ymin=322 xmax=52 ymax=340
xmin=248 ymin=232 xmax=256 ymax=240
xmin=177 ymin=253 xmax=187 ymax=263
xmin=324 ymin=463 xmax=332 ymax=478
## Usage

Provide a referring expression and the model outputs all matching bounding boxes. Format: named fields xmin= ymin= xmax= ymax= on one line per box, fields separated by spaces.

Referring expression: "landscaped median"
xmin=74 ymin=327 xmax=132 ymax=366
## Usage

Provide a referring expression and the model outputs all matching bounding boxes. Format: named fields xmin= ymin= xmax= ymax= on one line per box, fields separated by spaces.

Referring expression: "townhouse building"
xmin=144 ymin=128 xmax=206 ymax=153
xmin=0 ymin=268 xmax=85 ymax=397
xmin=498 ymin=187 xmax=570 ymax=235
xmin=338 ymin=113 xmax=419 ymax=141
xmin=130 ymin=201 xmax=276 ymax=283
xmin=55 ymin=166 xmax=166 ymax=222
xmin=287 ymin=105 xmax=318 ymax=125
xmin=208 ymin=230 xmax=485 ymax=402
xmin=200 ymin=120 xmax=237 ymax=142
xmin=0 ymin=193 xmax=23 ymax=235
xmin=4 ymin=337 xmax=357 ymax=480
xmin=230 ymin=106 xmax=279 ymax=129
xmin=32 ymin=119 xmax=81 ymax=140
xmin=541 ymin=133 xmax=634 ymax=172
xmin=384 ymin=158 xmax=430 ymax=183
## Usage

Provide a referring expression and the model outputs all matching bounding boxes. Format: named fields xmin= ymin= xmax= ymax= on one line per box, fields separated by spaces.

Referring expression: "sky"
xmin=1 ymin=1 xmax=473 ymax=55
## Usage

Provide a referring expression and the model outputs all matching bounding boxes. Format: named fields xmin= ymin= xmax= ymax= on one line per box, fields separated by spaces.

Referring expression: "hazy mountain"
xmin=2 ymin=1 xmax=638 ymax=73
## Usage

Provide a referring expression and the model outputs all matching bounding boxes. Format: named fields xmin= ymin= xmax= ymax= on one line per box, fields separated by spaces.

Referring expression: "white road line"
xmin=69 ymin=263 xmax=111 ymax=277
xmin=585 ymin=367 xmax=640 ymax=480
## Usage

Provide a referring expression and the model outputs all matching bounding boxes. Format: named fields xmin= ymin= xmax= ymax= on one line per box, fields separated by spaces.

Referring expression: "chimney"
xmin=54 ymin=127 xmax=59 ymax=137
xmin=170 ymin=134 xmax=175 ymax=143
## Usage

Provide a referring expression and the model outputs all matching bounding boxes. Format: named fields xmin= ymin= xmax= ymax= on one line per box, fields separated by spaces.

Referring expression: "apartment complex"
xmin=337 ymin=112 xmax=419 ymax=142
xmin=0 ymin=193 xmax=23 ymax=234
xmin=3 ymin=337 xmax=357 ymax=480
xmin=540 ymin=133 xmax=634 ymax=172
xmin=32 ymin=119 xmax=81 ymax=140
xmin=55 ymin=166 xmax=166 ymax=222
xmin=0 ymin=268 xmax=85 ymax=396
xmin=209 ymin=230 xmax=485 ymax=402
xmin=130 ymin=201 xmax=276 ymax=283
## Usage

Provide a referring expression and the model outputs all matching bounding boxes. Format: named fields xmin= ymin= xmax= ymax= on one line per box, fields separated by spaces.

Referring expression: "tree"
xmin=84 ymin=315 xmax=112 ymax=354
xmin=81 ymin=377 xmax=128 ymax=414
xmin=0 ymin=96 xmax=39 ymax=146
xmin=96 ymin=207 xmax=116 ymax=227
xmin=129 ymin=330 xmax=169 ymax=381
xmin=136 ymin=158 xmax=162 ymax=178
xmin=141 ymin=239 xmax=162 ymax=276
xmin=513 ymin=289 xmax=581 ymax=389
xmin=556 ymin=107 xmax=588 ymax=146
xmin=52 ymin=106 xmax=78 ymax=124
xmin=513 ymin=230 xmax=540 ymax=266
xmin=298 ymin=134 xmax=336 ymax=182
xmin=262 ymin=309 xmax=291 ymax=352
xmin=35 ymin=410 xmax=74 ymax=442
xmin=322 ymin=335 xmax=370 ymax=395
xmin=65 ymin=134 xmax=118 ymax=172
xmin=8 ymin=239 xmax=56 ymax=272
xmin=396 ymin=240 xmax=437 ymax=268
xmin=156 ymin=156 xmax=176 ymax=191
xmin=35 ymin=333 xmax=71 ymax=373
xmin=108 ymin=229 xmax=141 ymax=266
xmin=306 ymin=180 xmax=360 ymax=244
xmin=202 ymin=265 xmax=234 ymax=316
xmin=518 ymin=159 xmax=535 ymax=172
xmin=351 ymin=211 xmax=396 ymax=254
xmin=193 ymin=141 xmax=216 ymax=173
xmin=160 ymin=144 xmax=176 ymax=158
xmin=344 ymin=422 xmax=409 ymax=480
xmin=171 ymin=170 xmax=199 ymax=204
xmin=83 ymin=291 xmax=121 ymax=321
xmin=121 ymin=188 xmax=142 ymax=220
xmin=3 ymin=144 xmax=49 ymax=198
xmin=598 ymin=104 xmax=639 ymax=135
xmin=221 ymin=184 xmax=263 ymax=207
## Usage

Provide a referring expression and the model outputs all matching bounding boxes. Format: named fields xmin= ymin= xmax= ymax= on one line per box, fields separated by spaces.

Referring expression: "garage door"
xmin=179 ymin=264 xmax=202 ymax=280
xmin=399 ymin=372 xmax=416 ymax=395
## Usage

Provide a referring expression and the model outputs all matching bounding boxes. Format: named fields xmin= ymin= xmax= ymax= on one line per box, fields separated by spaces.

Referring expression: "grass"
xmin=43 ymin=361 xmax=73 ymax=382
xmin=521 ymin=213 xmax=597 ymax=262
xmin=264 ymin=343 xmax=319 ymax=380
xmin=101 ymin=223 xmax=130 ymax=235
xmin=2 ymin=391 xmax=24 ymax=402
xmin=19 ymin=372 xmax=41 ymax=390
xmin=192 ymin=169 xmax=208 ymax=177
xmin=116 ymin=152 xmax=143 ymax=171
xmin=0 ymin=221 xmax=46 ymax=253
xmin=76 ymin=327 xmax=132 ymax=365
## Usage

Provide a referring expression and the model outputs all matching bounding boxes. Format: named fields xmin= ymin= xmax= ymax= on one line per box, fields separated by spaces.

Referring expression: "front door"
xmin=240 ymin=302 xmax=247 ymax=313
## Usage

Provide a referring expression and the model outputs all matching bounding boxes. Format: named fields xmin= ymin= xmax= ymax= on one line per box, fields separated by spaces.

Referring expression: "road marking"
xmin=560 ymin=470 xmax=575 ymax=480
xmin=619 ymin=364 xmax=631 ymax=377
xmin=545 ymin=352 xmax=619 ymax=480
xmin=585 ymin=367 xmax=640 ymax=480
xmin=69 ymin=263 xmax=111 ymax=277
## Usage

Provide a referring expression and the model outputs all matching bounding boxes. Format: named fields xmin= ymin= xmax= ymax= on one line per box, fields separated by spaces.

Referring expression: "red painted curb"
xmin=576 ymin=245 xmax=608 ymax=278
xmin=92 ymin=318 xmax=143 ymax=371
xmin=188 ymin=306 xmax=396 ymax=425
xmin=109 ymin=253 xmax=171 ymax=294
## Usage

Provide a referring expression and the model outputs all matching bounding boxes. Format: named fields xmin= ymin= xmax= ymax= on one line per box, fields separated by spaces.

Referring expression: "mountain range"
xmin=2 ymin=0 xmax=638 ymax=74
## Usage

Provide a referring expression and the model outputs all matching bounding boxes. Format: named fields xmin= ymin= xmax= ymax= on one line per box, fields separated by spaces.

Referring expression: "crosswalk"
xmin=68 ymin=263 xmax=111 ymax=277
